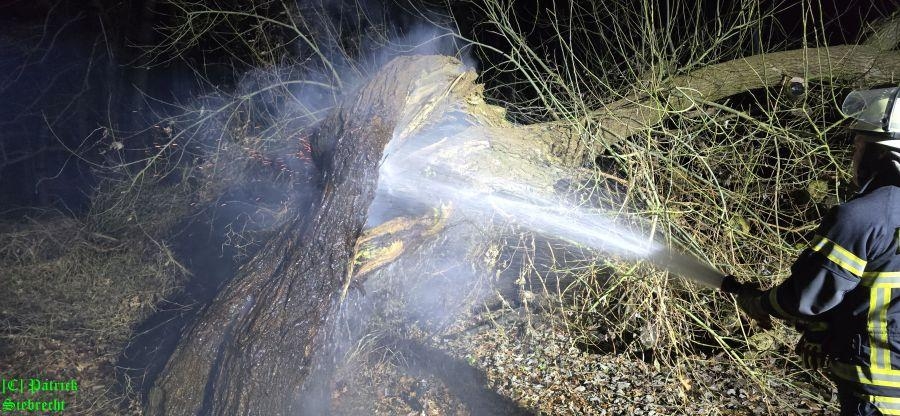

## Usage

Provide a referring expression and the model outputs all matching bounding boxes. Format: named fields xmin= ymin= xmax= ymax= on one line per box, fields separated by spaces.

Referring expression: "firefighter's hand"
xmin=795 ymin=333 xmax=829 ymax=370
xmin=735 ymin=283 xmax=772 ymax=329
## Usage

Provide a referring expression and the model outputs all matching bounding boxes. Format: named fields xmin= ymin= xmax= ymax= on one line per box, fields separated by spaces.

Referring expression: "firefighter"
xmin=738 ymin=86 xmax=900 ymax=416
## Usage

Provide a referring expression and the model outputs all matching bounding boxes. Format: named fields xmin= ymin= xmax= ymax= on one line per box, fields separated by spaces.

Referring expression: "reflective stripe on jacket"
xmin=761 ymin=172 xmax=900 ymax=398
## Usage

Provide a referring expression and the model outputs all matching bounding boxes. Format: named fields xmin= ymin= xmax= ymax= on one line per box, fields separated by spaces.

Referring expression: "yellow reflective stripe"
xmin=832 ymin=362 xmax=900 ymax=388
xmin=863 ymin=271 xmax=900 ymax=287
xmin=869 ymin=395 xmax=900 ymax=404
xmin=870 ymin=287 xmax=882 ymax=368
xmin=883 ymin=287 xmax=893 ymax=369
xmin=810 ymin=235 xmax=867 ymax=277
xmin=850 ymin=271 xmax=900 ymax=396
xmin=872 ymin=287 xmax=892 ymax=369
xmin=864 ymin=275 xmax=900 ymax=373
xmin=866 ymin=283 xmax=897 ymax=372
xmin=865 ymin=395 xmax=900 ymax=415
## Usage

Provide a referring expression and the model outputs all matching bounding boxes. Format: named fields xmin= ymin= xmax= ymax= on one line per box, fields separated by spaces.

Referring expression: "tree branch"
xmin=864 ymin=12 xmax=900 ymax=52
xmin=550 ymin=44 xmax=900 ymax=164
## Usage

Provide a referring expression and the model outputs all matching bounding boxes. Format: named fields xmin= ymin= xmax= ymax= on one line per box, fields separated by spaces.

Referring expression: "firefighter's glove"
xmin=736 ymin=283 xmax=772 ymax=330
xmin=795 ymin=331 xmax=829 ymax=371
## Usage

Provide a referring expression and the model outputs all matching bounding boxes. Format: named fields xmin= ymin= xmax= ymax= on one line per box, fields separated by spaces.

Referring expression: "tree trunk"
xmin=147 ymin=55 xmax=465 ymax=416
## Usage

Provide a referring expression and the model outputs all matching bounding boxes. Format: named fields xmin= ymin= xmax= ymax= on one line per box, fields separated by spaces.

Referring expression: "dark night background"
xmin=0 ymin=0 xmax=894 ymax=214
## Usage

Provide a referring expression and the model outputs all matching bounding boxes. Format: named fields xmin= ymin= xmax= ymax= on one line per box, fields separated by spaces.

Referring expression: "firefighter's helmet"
xmin=842 ymin=86 xmax=900 ymax=149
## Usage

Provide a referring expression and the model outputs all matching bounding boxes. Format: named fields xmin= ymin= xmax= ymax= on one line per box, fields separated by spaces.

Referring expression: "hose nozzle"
xmin=719 ymin=274 xmax=744 ymax=294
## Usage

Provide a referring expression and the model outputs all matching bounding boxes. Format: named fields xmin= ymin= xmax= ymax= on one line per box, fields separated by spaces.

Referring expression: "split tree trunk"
xmin=147 ymin=56 xmax=466 ymax=416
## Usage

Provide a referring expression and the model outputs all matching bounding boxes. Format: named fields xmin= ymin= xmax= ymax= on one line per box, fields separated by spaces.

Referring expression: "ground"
xmin=1 ymin=258 xmax=835 ymax=415
xmin=326 ymin=303 xmax=837 ymax=416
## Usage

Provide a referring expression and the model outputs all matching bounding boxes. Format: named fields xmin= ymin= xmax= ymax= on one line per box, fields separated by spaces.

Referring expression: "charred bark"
xmin=147 ymin=56 xmax=463 ymax=416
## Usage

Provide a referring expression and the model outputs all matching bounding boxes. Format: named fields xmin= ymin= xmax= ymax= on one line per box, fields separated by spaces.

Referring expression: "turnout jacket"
xmin=760 ymin=171 xmax=900 ymax=410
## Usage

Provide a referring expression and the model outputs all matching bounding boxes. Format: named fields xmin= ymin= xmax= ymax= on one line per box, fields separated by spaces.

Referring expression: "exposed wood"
xmin=147 ymin=55 xmax=465 ymax=416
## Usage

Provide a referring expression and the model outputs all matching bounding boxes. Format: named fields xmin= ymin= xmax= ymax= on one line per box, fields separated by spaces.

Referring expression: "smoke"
xmin=143 ymin=2 xmax=490 ymax=413
xmin=298 ymin=41 xmax=724 ymax=411
xmin=122 ymin=0 xmax=725 ymax=407
xmin=117 ymin=0 xmax=476 ymax=407
xmin=136 ymin=1 xmax=473 ymax=243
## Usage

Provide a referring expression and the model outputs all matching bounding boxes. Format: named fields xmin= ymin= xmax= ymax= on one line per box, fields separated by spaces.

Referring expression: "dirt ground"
xmin=1 ymin=273 xmax=835 ymax=416
xmin=330 ymin=307 xmax=836 ymax=416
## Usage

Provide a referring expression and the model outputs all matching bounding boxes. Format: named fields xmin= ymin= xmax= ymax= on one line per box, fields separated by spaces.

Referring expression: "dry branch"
xmin=865 ymin=13 xmax=900 ymax=51
xmin=551 ymin=44 xmax=900 ymax=164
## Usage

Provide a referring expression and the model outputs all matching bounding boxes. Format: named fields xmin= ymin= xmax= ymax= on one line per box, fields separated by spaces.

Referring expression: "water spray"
xmin=378 ymin=131 xmax=748 ymax=295
xmin=478 ymin=191 xmax=744 ymax=294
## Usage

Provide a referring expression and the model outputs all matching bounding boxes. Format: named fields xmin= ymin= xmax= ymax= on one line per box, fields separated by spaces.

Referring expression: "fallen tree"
xmin=148 ymin=52 xmax=584 ymax=415
xmin=149 ymin=21 xmax=900 ymax=413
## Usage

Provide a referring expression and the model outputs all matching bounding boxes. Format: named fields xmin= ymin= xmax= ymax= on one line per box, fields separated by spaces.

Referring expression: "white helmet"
xmin=842 ymin=87 xmax=900 ymax=149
